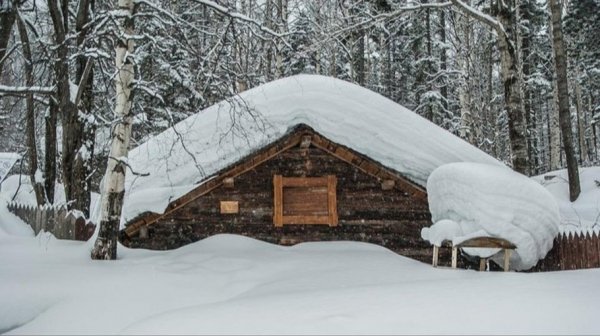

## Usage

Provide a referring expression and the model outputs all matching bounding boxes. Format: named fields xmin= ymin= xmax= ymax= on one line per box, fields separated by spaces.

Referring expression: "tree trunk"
xmin=48 ymin=0 xmax=81 ymax=212
xmin=425 ymin=7 xmax=434 ymax=122
xmin=451 ymin=0 xmax=529 ymax=174
xmin=263 ymin=0 xmax=273 ymax=81
xmin=72 ymin=0 xmax=95 ymax=217
xmin=45 ymin=100 xmax=57 ymax=204
xmin=574 ymin=66 xmax=588 ymax=164
xmin=0 ymin=0 xmax=16 ymax=76
xmin=549 ymin=0 xmax=580 ymax=201
xmin=16 ymin=12 xmax=46 ymax=205
xmin=457 ymin=3 xmax=474 ymax=143
xmin=385 ymin=29 xmax=393 ymax=100
xmin=520 ymin=2 xmax=537 ymax=174
xmin=91 ymin=0 xmax=136 ymax=260
xmin=546 ymin=10 xmax=561 ymax=171
xmin=438 ymin=7 xmax=448 ymax=126
xmin=549 ymin=84 xmax=561 ymax=170
xmin=353 ymin=31 xmax=365 ymax=86
xmin=496 ymin=0 xmax=529 ymax=175
xmin=275 ymin=0 xmax=287 ymax=78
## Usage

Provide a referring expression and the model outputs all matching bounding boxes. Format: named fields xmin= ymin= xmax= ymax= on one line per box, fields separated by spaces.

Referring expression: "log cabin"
xmin=114 ymin=75 xmax=502 ymax=263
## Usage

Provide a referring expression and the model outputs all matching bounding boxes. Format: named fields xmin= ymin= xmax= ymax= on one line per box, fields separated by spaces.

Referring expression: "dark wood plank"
xmin=273 ymin=175 xmax=283 ymax=227
xmin=455 ymin=237 xmax=516 ymax=249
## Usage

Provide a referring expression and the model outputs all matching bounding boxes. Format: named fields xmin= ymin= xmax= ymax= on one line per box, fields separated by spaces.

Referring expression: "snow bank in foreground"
xmin=1 ymin=232 xmax=600 ymax=335
xmin=422 ymin=163 xmax=560 ymax=270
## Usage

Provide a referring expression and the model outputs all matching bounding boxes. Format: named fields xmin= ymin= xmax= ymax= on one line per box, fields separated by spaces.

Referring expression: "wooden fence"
xmin=533 ymin=228 xmax=600 ymax=271
xmin=556 ymin=229 xmax=600 ymax=270
xmin=7 ymin=202 xmax=95 ymax=241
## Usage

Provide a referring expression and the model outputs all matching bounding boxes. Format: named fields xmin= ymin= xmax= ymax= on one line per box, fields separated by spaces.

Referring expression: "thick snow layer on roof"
xmin=422 ymin=162 xmax=560 ymax=270
xmin=115 ymin=75 xmax=502 ymax=225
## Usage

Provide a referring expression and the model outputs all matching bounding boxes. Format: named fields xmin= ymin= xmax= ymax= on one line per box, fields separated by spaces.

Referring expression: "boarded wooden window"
xmin=273 ymin=175 xmax=338 ymax=227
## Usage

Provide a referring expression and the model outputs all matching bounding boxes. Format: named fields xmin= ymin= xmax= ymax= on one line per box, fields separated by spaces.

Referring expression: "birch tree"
xmin=451 ymin=0 xmax=529 ymax=175
xmin=91 ymin=0 xmax=136 ymax=260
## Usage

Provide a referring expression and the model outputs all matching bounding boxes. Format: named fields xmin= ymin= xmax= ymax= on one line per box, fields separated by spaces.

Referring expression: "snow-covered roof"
xmin=116 ymin=75 xmax=503 ymax=225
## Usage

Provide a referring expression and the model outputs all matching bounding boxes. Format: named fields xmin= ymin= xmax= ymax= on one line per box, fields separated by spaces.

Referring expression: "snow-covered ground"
xmin=1 ymin=198 xmax=600 ymax=334
xmin=533 ymin=166 xmax=600 ymax=233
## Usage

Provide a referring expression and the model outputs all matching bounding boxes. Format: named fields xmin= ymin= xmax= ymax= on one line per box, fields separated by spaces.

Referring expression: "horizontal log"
xmin=282 ymin=215 xmax=332 ymax=225
xmin=281 ymin=176 xmax=329 ymax=187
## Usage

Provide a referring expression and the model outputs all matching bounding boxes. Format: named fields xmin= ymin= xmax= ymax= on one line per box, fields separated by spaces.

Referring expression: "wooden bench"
xmin=432 ymin=237 xmax=517 ymax=272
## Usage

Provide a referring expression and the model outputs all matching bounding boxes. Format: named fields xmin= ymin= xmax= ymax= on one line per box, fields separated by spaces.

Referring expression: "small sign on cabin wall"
xmin=220 ymin=201 xmax=239 ymax=214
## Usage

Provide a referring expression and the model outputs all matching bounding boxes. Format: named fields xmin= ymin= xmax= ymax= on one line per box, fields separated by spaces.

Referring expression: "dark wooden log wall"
xmin=122 ymin=144 xmax=433 ymax=262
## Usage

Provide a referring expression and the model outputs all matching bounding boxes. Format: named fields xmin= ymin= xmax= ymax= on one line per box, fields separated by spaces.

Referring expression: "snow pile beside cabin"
xmin=532 ymin=166 xmax=600 ymax=232
xmin=422 ymin=162 xmax=560 ymax=270
xmin=114 ymin=75 xmax=502 ymax=225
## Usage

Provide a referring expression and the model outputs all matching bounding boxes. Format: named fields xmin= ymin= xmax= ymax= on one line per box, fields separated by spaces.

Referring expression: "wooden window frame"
xmin=273 ymin=175 xmax=338 ymax=227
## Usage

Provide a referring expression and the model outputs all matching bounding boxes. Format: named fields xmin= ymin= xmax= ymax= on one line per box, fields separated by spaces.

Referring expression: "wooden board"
xmin=455 ymin=237 xmax=516 ymax=249
xmin=273 ymin=175 xmax=283 ymax=227
xmin=220 ymin=201 xmax=239 ymax=214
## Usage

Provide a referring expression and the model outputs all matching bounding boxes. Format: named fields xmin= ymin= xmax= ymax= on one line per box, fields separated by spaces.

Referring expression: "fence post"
xmin=591 ymin=231 xmax=600 ymax=267
xmin=46 ymin=207 xmax=55 ymax=234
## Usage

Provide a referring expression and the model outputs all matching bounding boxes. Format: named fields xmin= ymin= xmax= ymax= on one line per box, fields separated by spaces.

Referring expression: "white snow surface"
xmin=533 ymin=166 xmax=600 ymax=233
xmin=1 ymin=211 xmax=599 ymax=334
xmin=112 ymin=75 xmax=502 ymax=226
xmin=0 ymin=152 xmax=20 ymax=184
xmin=423 ymin=163 xmax=560 ymax=270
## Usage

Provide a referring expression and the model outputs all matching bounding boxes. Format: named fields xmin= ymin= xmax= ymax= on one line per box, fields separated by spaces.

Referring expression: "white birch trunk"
xmin=547 ymin=12 xmax=561 ymax=171
xmin=275 ymin=0 xmax=287 ymax=78
xmin=458 ymin=6 xmax=473 ymax=144
xmin=91 ymin=0 xmax=135 ymax=260
xmin=549 ymin=80 xmax=561 ymax=170
xmin=575 ymin=67 xmax=589 ymax=163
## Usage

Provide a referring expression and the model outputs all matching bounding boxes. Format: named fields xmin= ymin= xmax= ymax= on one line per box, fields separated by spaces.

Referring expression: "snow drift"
xmin=422 ymin=162 xmax=560 ymax=270
xmin=533 ymin=166 xmax=600 ymax=232
xmin=106 ymin=75 xmax=502 ymax=225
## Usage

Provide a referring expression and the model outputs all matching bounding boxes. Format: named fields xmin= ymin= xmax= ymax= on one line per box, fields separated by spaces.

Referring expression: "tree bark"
xmin=72 ymin=0 xmax=96 ymax=217
xmin=520 ymin=1 xmax=537 ymax=174
xmin=91 ymin=0 xmax=136 ymax=260
xmin=546 ymin=9 xmax=561 ymax=171
xmin=45 ymin=99 xmax=57 ymax=204
xmin=49 ymin=0 xmax=88 ymax=214
xmin=549 ymin=0 xmax=580 ymax=201
xmin=496 ymin=0 xmax=529 ymax=175
xmin=16 ymin=11 xmax=46 ymax=205
xmin=0 ymin=0 xmax=16 ymax=76
xmin=275 ymin=0 xmax=287 ymax=78
xmin=457 ymin=2 xmax=474 ymax=143
xmin=574 ymin=66 xmax=588 ymax=164
xmin=438 ymin=7 xmax=448 ymax=125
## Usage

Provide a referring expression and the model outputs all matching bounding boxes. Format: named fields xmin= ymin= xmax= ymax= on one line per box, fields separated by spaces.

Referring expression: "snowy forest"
xmin=1 ymin=0 xmax=599 ymax=223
